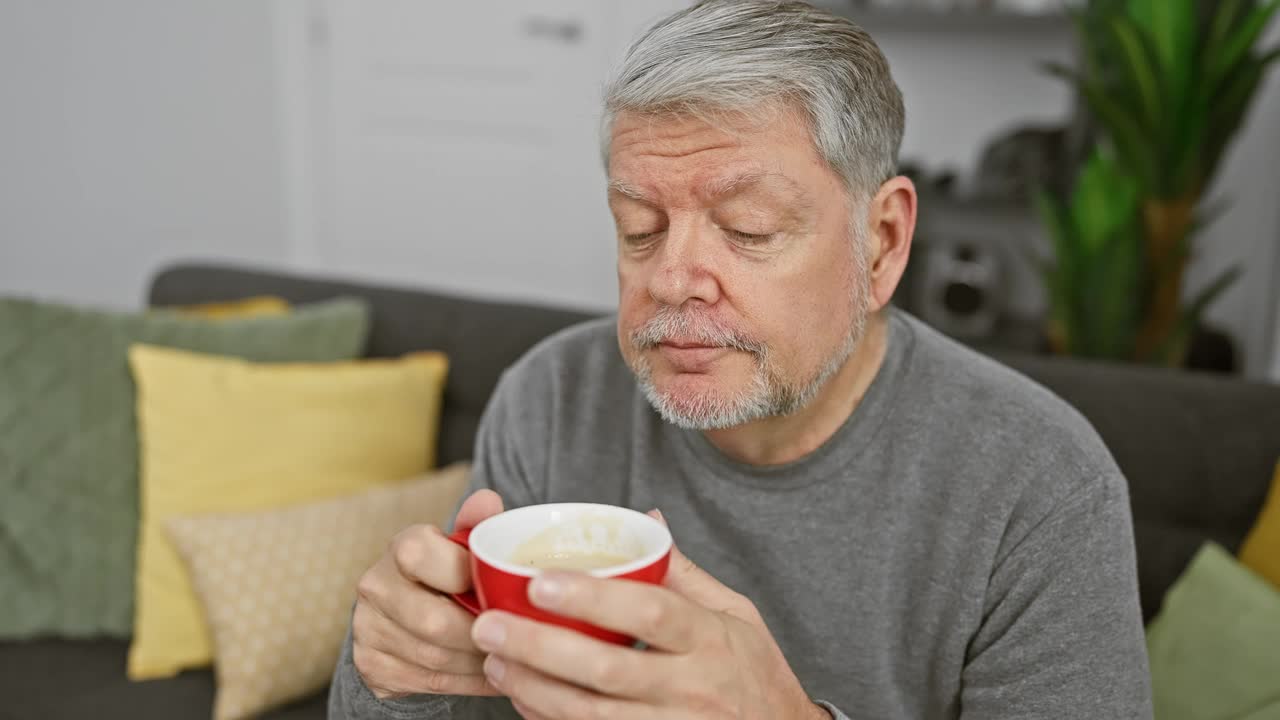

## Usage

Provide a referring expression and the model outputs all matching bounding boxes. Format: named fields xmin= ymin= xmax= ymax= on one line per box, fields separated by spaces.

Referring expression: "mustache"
xmin=629 ymin=306 xmax=766 ymax=355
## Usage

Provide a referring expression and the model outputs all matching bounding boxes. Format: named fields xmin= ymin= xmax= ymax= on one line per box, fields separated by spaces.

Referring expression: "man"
xmin=330 ymin=1 xmax=1152 ymax=718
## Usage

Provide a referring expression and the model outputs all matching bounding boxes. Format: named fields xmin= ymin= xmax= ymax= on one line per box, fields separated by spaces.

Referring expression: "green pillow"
xmin=0 ymin=296 xmax=371 ymax=638
xmin=1146 ymin=542 xmax=1280 ymax=720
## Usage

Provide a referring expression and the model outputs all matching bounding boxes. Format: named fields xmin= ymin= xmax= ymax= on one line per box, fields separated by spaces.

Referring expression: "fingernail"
xmin=484 ymin=654 xmax=506 ymax=684
xmin=530 ymin=574 xmax=565 ymax=607
xmin=648 ymin=508 xmax=666 ymax=524
xmin=472 ymin=614 xmax=506 ymax=651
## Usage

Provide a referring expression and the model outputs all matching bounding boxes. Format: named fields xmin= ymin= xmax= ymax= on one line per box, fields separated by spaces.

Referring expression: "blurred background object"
xmin=1036 ymin=0 xmax=1280 ymax=368
xmin=1 ymin=0 xmax=1278 ymax=379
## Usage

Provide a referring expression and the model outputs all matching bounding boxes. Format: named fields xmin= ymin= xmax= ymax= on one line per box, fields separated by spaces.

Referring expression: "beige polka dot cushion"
xmin=166 ymin=463 xmax=471 ymax=720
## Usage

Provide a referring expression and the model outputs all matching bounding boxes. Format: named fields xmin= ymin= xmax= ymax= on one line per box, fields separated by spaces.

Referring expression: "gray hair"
xmin=602 ymin=0 xmax=905 ymax=196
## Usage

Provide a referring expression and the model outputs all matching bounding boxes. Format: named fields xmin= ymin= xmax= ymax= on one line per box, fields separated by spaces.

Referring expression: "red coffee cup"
xmin=448 ymin=503 xmax=672 ymax=644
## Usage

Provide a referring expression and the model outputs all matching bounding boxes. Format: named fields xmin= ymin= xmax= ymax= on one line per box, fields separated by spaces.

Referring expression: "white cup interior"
xmin=468 ymin=503 xmax=672 ymax=578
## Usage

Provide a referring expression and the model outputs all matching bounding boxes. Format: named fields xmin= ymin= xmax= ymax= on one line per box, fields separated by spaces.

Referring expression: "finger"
xmin=662 ymin=543 xmax=743 ymax=612
xmin=354 ymin=600 xmax=486 ymax=675
xmin=386 ymin=523 xmax=472 ymax=594
xmin=510 ymin=699 xmax=553 ymax=720
xmin=525 ymin=571 xmax=704 ymax=653
xmin=357 ymin=554 xmax=483 ymax=651
xmin=352 ymin=642 xmax=502 ymax=698
xmin=484 ymin=655 xmax=650 ymax=720
xmin=454 ymin=489 xmax=504 ymax=531
xmin=472 ymin=610 xmax=664 ymax=699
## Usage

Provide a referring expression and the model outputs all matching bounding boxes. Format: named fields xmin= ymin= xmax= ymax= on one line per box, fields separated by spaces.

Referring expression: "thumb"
xmin=454 ymin=489 xmax=504 ymax=532
xmin=647 ymin=509 xmax=739 ymax=611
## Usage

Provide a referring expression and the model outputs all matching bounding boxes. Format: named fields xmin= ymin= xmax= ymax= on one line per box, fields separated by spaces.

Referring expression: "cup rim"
xmin=468 ymin=502 xmax=672 ymax=578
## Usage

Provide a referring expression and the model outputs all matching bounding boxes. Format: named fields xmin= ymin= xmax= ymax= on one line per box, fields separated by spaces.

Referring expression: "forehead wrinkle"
xmin=607 ymin=171 xmax=815 ymax=214
xmin=700 ymin=171 xmax=814 ymax=216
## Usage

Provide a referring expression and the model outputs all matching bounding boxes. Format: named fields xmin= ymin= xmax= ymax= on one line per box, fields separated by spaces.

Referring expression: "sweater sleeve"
xmin=958 ymin=469 xmax=1153 ymax=719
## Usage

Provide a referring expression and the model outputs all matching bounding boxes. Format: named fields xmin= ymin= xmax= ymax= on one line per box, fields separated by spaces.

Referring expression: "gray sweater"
xmin=330 ymin=309 xmax=1153 ymax=719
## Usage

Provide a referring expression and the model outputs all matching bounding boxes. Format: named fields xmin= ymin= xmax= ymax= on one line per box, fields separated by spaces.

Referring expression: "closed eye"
xmin=725 ymin=229 xmax=774 ymax=245
xmin=623 ymin=231 xmax=661 ymax=246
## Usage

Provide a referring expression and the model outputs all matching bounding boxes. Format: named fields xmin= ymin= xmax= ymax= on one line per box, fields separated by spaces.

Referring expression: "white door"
xmin=307 ymin=0 xmax=621 ymax=309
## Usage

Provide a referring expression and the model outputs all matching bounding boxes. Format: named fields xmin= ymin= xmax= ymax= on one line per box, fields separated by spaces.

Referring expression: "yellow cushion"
xmin=174 ymin=296 xmax=291 ymax=319
xmin=1240 ymin=460 xmax=1280 ymax=590
xmin=167 ymin=463 xmax=472 ymax=720
xmin=126 ymin=344 xmax=449 ymax=680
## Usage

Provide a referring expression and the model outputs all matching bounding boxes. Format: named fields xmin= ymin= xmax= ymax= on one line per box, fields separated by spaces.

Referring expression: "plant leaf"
xmin=1126 ymin=0 xmax=1196 ymax=108
xmin=1260 ymin=45 xmax=1280 ymax=69
xmin=1202 ymin=0 xmax=1246 ymax=72
xmin=1209 ymin=0 xmax=1246 ymax=46
xmin=1186 ymin=197 xmax=1234 ymax=242
xmin=1073 ymin=222 xmax=1141 ymax=359
xmin=1042 ymin=60 xmax=1082 ymax=83
xmin=1154 ymin=265 xmax=1243 ymax=365
xmin=1106 ymin=14 xmax=1164 ymax=133
xmin=1208 ymin=0 xmax=1280 ymax=93
xmin=1076 ymin=79 xmax=1158 ymax=190
xmin=1202 ymin=57 xmax=1266 ymax=187
xmin=1038 ymin=144 xmax=1145 ymax=360
xmin=1034 ymin=189 xmax=1079 ymax=353
xmin=1073 ymin=149 xmax=1141 ymax=252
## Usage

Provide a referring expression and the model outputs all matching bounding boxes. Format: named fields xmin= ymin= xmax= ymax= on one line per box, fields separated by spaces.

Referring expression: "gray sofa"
xmin=4 ymin=262 xmax=1278 ymax=720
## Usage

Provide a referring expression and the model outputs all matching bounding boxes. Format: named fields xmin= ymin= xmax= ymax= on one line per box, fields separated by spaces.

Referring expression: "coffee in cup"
xmin=447 ymin=503 xmax=672 ymax=644
xmin=510 ymin=548 xmax=637 ymax=571
xmin=507 ymin=514 xmax=644 ymax=570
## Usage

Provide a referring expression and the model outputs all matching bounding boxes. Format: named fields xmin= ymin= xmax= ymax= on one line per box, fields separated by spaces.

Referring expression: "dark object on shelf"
xmin=1015 ymin=322 xmax=1238 ymax=374
xmin=974 ymin=124 xmax=1072 ymax=201
xmin=899 ymin=162 xmax=958 ymax=197
xmin=900 ymin=195 xmax=1049 ymax=354
xmin=914 ymin=236 xmax=1006 ymax=340
xmin=1185 ymin=325 xmax=1238 ymax=374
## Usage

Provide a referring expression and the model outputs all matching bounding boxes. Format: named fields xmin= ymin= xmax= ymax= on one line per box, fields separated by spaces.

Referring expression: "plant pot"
xmin=1185 ymin=324 xmax=1238 ymax=374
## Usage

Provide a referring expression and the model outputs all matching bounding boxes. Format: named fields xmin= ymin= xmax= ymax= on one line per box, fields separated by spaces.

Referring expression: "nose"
xmin=646 ymin=216 xmax=722 ymax=308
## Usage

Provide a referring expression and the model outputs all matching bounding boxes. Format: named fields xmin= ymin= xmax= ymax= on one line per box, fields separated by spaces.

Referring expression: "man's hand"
xmin=351 ymin=490 xmax=506 ymax=700
xmin=470 ymin=511 xmax=829 ymax=720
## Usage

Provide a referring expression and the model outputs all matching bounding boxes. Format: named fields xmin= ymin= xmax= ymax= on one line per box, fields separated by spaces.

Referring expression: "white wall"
xmin=1190 ymin=16 xmax=1280 ymax=380
xmin=873 ymin=23 xmax=1076 ymax=177
xmin=0 ymin=1 xmax=287 ymax=310
xmin=2 ymin=2 xmax=1276 ymax=377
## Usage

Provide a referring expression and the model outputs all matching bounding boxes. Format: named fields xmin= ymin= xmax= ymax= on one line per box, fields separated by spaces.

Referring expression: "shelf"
xmin=813 ymin=2 xmax=1071 ymax=31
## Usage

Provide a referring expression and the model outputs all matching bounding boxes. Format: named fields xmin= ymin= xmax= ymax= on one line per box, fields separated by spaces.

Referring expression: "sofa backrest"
xmin=150 ymin=264 xmax=594 ymax=470
xmin=150 ymin=263 xmax=1280 ymax=621
xmin=990 ymin=350 xmax=1280 ymax=620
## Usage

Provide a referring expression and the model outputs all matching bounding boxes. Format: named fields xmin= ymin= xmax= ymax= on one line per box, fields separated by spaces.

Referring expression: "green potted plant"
xmin=1036 ymin=0 xmax=1279 ymax=365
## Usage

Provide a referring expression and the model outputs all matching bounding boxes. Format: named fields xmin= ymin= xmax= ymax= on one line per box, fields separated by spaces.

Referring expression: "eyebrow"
xmin=607 ymin=179 xmax=649 ymax=202
xmin=607 ymin=171 xmax=807 ymax=206
xmin=702 ymin=171 xmax=802 ymax=200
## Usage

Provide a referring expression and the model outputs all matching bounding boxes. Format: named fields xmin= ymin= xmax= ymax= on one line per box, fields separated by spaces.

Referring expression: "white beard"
xmin=628 ymin=281 xmax=869 ymax=431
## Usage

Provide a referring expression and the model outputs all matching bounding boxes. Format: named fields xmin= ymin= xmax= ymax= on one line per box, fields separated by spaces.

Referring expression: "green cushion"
xmin=1146 ymin=542 xmax=1280 ymax=720
xmin=0 ymin=296 xmax=371 ymax=638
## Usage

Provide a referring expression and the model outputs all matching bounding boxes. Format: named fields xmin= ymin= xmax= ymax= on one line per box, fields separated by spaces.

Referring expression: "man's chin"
xmin=643 ymin=376 xmax=764 ymax=430
xmin=651 ymin=372 xmax=731 ymax=400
